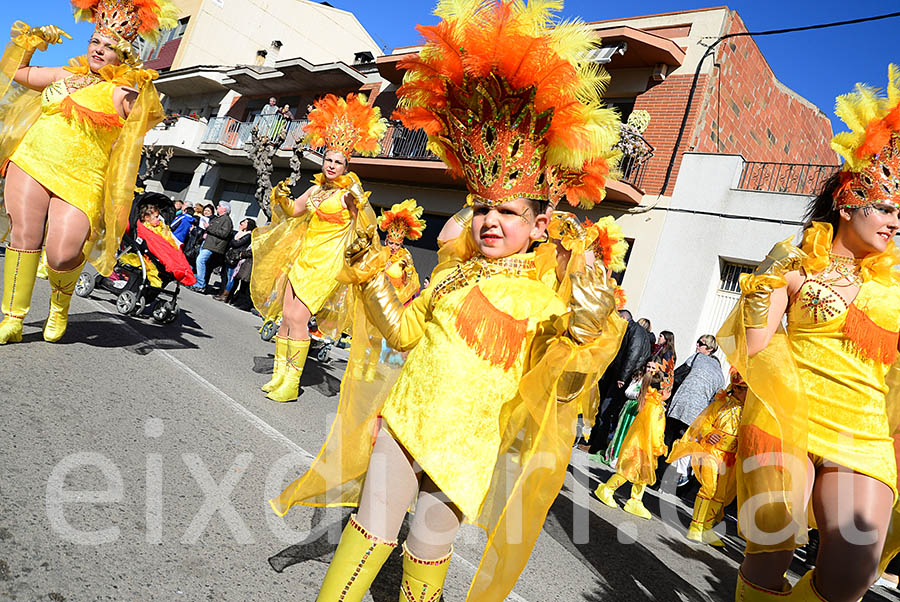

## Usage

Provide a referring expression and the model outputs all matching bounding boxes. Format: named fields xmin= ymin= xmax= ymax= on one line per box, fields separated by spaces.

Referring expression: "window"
xmin=719 ymin=262 xmax=754 ymax=293
xmin=137 ymin=16 xmax=189 ymax=61
xmin=164 ymin=171 xmax=193 ymax=193
xmin=222 ymin=181 xmax=255 ymax=196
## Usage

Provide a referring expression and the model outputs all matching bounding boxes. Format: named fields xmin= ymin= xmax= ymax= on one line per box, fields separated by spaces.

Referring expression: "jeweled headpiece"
xmin=304 ymin=93 xmax=388 ymax=158
xmin=378 ymin=199 xmax=426 ymax=244
xmin=395 ymin=0 xmax=620 ymax=208
xmin=583 ymin=216 xmax=628 ymax=272
xmin=72 ymin=0 xmax=178 ymax=47
xmin=832 ymin=64 xmax=900 ymax=209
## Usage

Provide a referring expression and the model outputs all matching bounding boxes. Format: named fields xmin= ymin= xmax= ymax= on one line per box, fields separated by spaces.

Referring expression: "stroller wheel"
xmin=260 ymin=320 xmax=277 ymax=342
xmin=151 ymin=299 xmax=179 ymax=324
xmin=131 ymin=295 xmax=146 ymax=316
xmin=316 ymin=343 xmax=331 ymax=363
xmin=116 ymin=290 xmax=138 ymax=315
xmin=74 ymin=272 xmax=95 ymax=298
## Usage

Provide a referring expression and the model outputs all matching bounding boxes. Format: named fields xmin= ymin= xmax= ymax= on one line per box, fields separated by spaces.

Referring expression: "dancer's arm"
xmin=270 ymin=180 xmax=313 ymax=218
xmin=11 ymin=24 xmax=71 ymax=90
xmin=741 ymin=240 xmax=803 ymax=356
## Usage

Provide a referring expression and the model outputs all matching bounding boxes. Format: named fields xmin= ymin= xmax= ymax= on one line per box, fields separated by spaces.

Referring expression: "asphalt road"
xmin=1 ymin=260 xmax=898 ymax=602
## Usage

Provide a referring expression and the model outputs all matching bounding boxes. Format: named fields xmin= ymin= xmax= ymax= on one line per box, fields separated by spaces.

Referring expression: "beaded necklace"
xmin=823 ymin=252 xmax=863 ymax=287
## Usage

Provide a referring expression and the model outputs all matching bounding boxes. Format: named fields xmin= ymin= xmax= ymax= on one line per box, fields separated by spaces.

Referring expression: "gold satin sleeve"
xmin=359 ymin=270 xmax=433 ymax=351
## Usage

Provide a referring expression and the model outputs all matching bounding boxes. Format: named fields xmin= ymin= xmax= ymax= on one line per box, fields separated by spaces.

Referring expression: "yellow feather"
xmin=513 ymin=0 xmax=564 ymax=34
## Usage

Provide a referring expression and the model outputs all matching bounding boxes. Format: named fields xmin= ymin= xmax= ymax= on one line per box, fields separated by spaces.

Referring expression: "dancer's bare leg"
xmin=4 ymin=162 xmax=50 ymax=250
xmin=44 ymin=197 xmax=90 ymax=270
xmin=278 ymin=279 xmax=311 ymax=340
xmin=406 ymin=477 xmax=463 ymax=559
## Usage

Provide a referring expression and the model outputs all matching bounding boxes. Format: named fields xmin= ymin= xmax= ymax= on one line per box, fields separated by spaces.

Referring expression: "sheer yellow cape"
xmin=717 ymin=221 xmax=900 ymax=552
xmin=249 ymin=172 xmax=377 ymax=338
xmin=0 ymin=41 xmax=163 ymax=275
xmin=269 ymin=225 xmax=626 ymax=601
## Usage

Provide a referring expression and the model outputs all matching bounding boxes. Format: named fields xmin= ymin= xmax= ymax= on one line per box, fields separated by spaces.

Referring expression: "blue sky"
xmin=10 ymin=0 xmax=900 ymax=135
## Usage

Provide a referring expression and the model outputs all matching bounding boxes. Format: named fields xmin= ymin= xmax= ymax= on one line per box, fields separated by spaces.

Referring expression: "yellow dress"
xmin=9 ymin=78 xmax=122 ymax=236
xmin=270 ymin=249 xmax=627 ymax=601
xmin=616 ymin=388 xmax=667 ymax=486
xmin=668 ymin=389 xmax=743 ymax=504
xmin=250 ymin=172 xmax=376 ymax=334
xmin=717 ymin=221 xmax=900 ymax=553
xmin=0 ymin=49 xmax=163 ymax=275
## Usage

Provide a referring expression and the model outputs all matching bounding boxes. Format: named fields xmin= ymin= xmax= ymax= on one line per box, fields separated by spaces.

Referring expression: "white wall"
xmin=636 ymin=152 xmax=809 ymax=362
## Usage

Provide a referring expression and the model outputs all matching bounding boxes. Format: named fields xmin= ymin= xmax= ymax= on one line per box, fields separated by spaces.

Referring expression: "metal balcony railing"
xmin=737 ymin=161 xmax=838 ymax=196
xmin=202 ymin=115 xmax=314 ymax=152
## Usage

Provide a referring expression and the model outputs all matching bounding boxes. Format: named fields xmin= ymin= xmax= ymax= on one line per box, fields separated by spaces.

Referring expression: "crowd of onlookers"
xmin=579 ymin=309 xmax=725 ymax=493
xmin=166 ymin=199 xmax=257 ymax=310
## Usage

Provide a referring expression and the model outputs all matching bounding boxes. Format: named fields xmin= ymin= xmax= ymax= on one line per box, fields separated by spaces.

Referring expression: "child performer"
xmin=594 ymin=368 xmax=667 ymax=519
xmin=251 ymin=93 xmax=385 ymax=401
xmin=268 ymin=1 xmax=624 ymax=600
xmin=355 ymin=199 xmax=426 ymax=380
xmin=667 ymin=371 xmax=747 ymax=546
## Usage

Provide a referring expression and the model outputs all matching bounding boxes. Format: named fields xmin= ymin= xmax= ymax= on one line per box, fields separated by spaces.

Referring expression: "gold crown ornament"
xmin=395 ymin=0 xmax=621 ymax=209
xmin=377 ymin=199 xmax=426 ymax=244
xmin=832 ymin=64 xmax=900 ymax=209
xmin=303 ymin=93 xmax=388 ymax=158
xmin=72 ymin=0 xmax=178 ymax=64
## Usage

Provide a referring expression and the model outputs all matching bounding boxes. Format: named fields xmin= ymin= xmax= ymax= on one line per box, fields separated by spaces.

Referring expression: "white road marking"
xmin=90 ymin=299 xmax=531 ymax=602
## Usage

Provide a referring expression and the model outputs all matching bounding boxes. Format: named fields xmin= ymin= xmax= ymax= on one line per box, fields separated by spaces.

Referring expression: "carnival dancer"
xmin=268 ymin=1 xmax=624 ymax=600
xmin=594 ymin=368 xmax=667 ymax=520
xmin=0 ymin=0 xmax=168 ymax=343
xmin=354 ymin=198 xmax=425 ymax=381
xmin=250 ymin=93 xmax=385 ymax=402
xmin=667 ymin=371 xmax=747 ymax=546
xmin=719 ymin=66 xmax=900 ymax=600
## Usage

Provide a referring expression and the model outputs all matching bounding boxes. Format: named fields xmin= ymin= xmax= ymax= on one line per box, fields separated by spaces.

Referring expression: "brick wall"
xmin=632 ymin=11 xmax=836 ymax=197
xmin=692 ymin=13 xmax=836 ymax=166
xmin=633 ymin=73 xmax=709 ymax=196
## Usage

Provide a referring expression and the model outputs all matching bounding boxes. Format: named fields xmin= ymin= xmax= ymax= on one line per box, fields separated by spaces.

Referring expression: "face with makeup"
xmin=87 ymin=32 xmax=122 ymax=72
xmin=471 ymin=197 xmax=549 ymax=259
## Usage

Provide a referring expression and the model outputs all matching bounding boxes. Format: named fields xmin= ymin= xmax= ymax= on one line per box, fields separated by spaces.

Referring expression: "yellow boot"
xmin=261 ymin=336 xmax=287 ymax=392
xmin=266 ymin=338 xmax=309 ymax=402
xmin=702 ymin=499 xmax=725 ymax=547
xmin=735 ymin=570 xmax=790 ymax=600
xmin=623 ymin=483 xmax=652 ymax=520
xmin=790 ymin=571 xmax=829 ymax=601
xmin=0 ymin=248 xmax=41 ymax=344
xmin=44 ymin=259 xmax=85 ymax=342
xmin=595 ymin=473 xmax=626 ymax=509
xmin=316 ymin=514 xmax=397 ymax=602
xmin=686 ymin=496 xmax=707 ymax=543
xmin=399 ymin=543 xmax=452 ymax=602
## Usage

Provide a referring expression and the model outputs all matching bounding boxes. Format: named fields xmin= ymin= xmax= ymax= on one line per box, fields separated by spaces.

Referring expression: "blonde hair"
xmin=698 ymin=334 xmax=718 ymax=354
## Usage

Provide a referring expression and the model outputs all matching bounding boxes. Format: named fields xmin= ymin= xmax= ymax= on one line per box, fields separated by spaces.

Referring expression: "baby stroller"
xmin=74 ymin=192 xmax=188 ymax=324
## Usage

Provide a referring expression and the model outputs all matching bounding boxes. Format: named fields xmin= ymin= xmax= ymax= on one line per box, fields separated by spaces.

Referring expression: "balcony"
xmin=737 ymin=161 xmax=837 ymax=196
xmin=143 ymin=115 xmax=209 ymax=155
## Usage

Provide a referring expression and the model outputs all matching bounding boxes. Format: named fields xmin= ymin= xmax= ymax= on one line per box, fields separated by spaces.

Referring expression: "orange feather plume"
xmin=304 ymin=93 xmax=387 ymax=157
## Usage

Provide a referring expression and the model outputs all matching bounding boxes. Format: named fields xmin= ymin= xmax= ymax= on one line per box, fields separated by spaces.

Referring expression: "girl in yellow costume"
xmin=355 ymin=198 xmax=426 ymax=381
xmin=268 ymin=2 xmax=624 ymax=601
xmin=667 ymin=371 xmax=747 ymax=547
xmin=250 ymin=93 xmax=385 ymax=402
xmin=0 ymin=0 xmax=167 ymax=343
xmin=594 ymin=369 xmax=667 ymax=520
xmin=720 ymin=66 xmax=900 ymax=601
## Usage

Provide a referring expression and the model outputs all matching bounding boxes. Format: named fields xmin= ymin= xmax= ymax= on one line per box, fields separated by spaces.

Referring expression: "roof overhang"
xmin=603 ymin=179 xmax=645 ymax=205
xmin=592 ymin=26 xmax=685 ymax=69
xmin=350 ymin=157 xmax=461 ymax=188
xmin=376 ymin=52 xmax=417 ymax=85
xmin=223 ymin=57 xmax=367 ymax=96
xmin=154 ymin=67 xmax=231 ymax=96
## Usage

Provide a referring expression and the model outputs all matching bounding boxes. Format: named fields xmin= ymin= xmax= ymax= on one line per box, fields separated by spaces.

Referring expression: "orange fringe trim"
xmin=60 ymin=96 xmax=122 ymax=130
xmin=842 ymin=303 xmax=899 ymax=364
xmin=454 ymin=286 xmax=527 ymax=371
xmin=738 ymin=424 xmax=783 ymax=468
xmin=315 ymin=206 xmax=347 ymax=224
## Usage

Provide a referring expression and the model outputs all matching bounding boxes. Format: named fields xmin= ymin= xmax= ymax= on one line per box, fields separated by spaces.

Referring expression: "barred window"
xmin=719 ymin=262 xmax=754 ymax=293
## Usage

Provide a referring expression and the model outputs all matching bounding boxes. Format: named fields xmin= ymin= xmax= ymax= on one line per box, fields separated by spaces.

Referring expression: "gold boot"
xmin=44 ymin=259 xmax=85 ymax=342
xmin=0 ymin=248 xmax=41 ymax=344
xmin=735 ymin=570 xmax=790 ymax=600
xmin=266 ymin=338 xmax=309 ymax=402
xmin=261 ymin=336 xmax=287 ymax=392
xmin=399 ymin=543 xmax=452 ymax=602
xmin=316 ymin=514 xmax=397 ymax=602
xmin=623 ymin=484 xmax=652 ymax=520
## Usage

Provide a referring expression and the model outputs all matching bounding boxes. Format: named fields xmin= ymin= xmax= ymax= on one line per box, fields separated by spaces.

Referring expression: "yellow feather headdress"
xmin=304 ymin=93 xmax=388 ymax=158
xmin=831 ymin=64 xmax=900 ymax=209
xmin=378 ymin=198 xmax=427 ymax=243
xmin=72 ymin=0 xmax=179 ymax=48
xmin=583 ymin=216 xmax=628 ymax=273
xmin=394 ymin=0 xmax=621 ymax=208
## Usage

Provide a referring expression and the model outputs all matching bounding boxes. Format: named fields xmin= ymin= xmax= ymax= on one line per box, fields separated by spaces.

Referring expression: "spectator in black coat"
xmin=585 ymin=309 xmax=653 ymax=454
xmin=191 ymin=201 xmax=233 ymax=292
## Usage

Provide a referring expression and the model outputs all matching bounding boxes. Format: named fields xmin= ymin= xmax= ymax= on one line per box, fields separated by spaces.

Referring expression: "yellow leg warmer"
xmin=43 ymin=259 xmax=85 ymax=342
xmin=261 ymin=335 xmax=287 ymax=392
xmin=266 ymin=338 xmax=309 ymax=402
xmin=0 ymin=248 xmax=41 ymax=344
xmin=399 ymin=543 xmax=452 ymax=602
xmin=316 ymin=514 xmax=397 ymax=602
xmin=735 ymin=571 xmax=790 ymax=600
